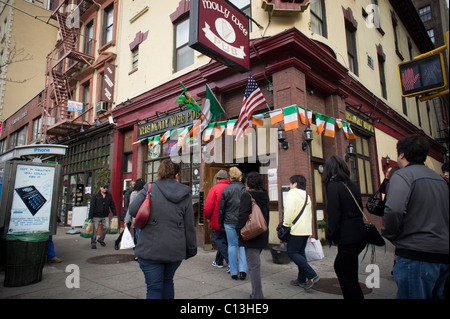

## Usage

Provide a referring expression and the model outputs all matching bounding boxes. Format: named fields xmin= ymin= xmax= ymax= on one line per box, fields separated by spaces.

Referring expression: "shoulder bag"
xmin=276 ymin=195 xmax=308 ymax=242
xmin=133 ymin=183 xmax=152 ymax=229
xmin=240 ymin=193 xmax=268 ymax=241
xmin=342 ymin=183 xmax=385 ymax=247
xmin=366 ymin=190 xmax=385 ymax=216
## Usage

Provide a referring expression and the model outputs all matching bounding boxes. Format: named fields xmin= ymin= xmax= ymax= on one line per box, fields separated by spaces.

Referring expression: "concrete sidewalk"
xmin=0 ymin=227 xmax=398 ymax=299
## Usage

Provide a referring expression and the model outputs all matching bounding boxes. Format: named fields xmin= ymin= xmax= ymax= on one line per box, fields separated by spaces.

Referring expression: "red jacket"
xmin=204 ymin=179 xmax=230 ymax=231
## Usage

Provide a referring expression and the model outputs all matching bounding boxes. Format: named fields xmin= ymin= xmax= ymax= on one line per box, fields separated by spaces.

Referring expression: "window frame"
xmin=173 ymin=18 xmax=194 ymax=72
xmin=102 ymin=3 xmax=114 ymax=46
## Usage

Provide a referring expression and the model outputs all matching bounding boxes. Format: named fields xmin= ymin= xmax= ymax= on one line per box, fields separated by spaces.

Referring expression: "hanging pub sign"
xmin=189 ymin=0 xmax=250 ymax=73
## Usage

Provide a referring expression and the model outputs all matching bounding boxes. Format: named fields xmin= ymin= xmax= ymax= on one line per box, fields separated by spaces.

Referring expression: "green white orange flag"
xmin=161 ymin=130 xmax=171 ymax=143
xmin=323 ymin=117 xmax=335 ymax=137
xmin=283 ymin=105 xmax=298 ymax=131
xmin=191 ymin=84 xmax=225 ymax=136
xmin=298 ymin=106 xmax=306 ymax=125
xmin=336 ymin=119 xmax=343 ymax=129
xmin=315 ymin=113 xmax=327 ymax=135
xmin=214 ymin=121 xmax=227 ymax=138
xmin=307 ymin=109 xmax=313 ymax=125
xmin=270 ymin=109 xmax=284 ymax=124
xmin=203 ymin=122 xmax=215 ymax=142
xmin=251 ymin=114 xmax=265 ymax=126
xmin=227 ymin=119 xmax=237 ymax=135
xmin=341 ymin=121 xmax=356 ymax=139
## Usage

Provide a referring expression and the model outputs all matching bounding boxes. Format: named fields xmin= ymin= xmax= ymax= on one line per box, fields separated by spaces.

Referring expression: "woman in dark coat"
xmin=323 ymin=155 xmax=367 ymax=299
xmin=236 ymin=171 xmax=270 ymax=299
xmin=128 ymin=159 xmax=197 ymax=299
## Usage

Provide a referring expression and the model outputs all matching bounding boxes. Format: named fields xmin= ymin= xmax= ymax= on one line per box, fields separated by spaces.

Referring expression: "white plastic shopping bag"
xmin=120 ymin=227 xmax=135 ymax=250
xmin=305 ymin=237 xmax=324 ymax=262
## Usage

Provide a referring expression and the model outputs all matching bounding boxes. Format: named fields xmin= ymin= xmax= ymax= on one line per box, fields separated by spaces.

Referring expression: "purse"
xmin=276 ymin=195 xmax=308 ymax=242
xmin=342 ymin=183 xmax=385 ymax=247
xmin=133 ymin=183 xmax=152 ymax=229
xmin=240 ymin=193 xmax=268 ymax=241
xmin=366 ymin=190 xmax=385 ymax=217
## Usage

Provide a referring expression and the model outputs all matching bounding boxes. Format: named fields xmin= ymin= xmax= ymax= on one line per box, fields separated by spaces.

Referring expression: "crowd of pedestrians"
xmin=78 ymin=134 xmax=448 ymax=300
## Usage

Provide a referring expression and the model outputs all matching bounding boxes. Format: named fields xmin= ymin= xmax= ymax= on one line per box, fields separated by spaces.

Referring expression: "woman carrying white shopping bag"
xmin=283 ymin=175 xmax=320 ymax=290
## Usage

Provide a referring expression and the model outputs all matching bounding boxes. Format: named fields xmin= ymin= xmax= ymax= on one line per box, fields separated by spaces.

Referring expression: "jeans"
xmin=287 ymin=235 xmax=317 ymax=283
xmin=212 ymin=229 xmax=228 ymax=265
xmin=91 ymin=217 xmax=109 ymax=244
xmin=224 ymin=223 xmax=247 ymax=275
xmin=47 ymin=235 xmax=56 ymax=261
xmin=393 ymin=256 xmax=449 ymax=299
xmin=138 ymin=258 xmax=182 ymax=299
xmin=245 ymin=247 xmax=264 ymax=299
xmin=334 ymin=241 xmax=366 ymax=299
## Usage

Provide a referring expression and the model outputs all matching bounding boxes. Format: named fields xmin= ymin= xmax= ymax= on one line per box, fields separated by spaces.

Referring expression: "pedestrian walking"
xmin=88 ymin=183 xmax=117 ymax=249
xmin=128 ymin=159 xmax=197 ymax=299
xmin=382 ymin=135 xmax=449 ymax=299
xmin=219 ymin=166 xmax=247 ymax=280
xmin=284 ymin=175 xmax=319 ymax=289
xmin=204 ymin=169 xmax=230 ymax=270
xmin=323 ymin=155 xmax=367 ymax=299
xmin=237 ymin=171 xmax=270 ymax=299
xmin=114 ymin=180 xmax=135 ymax=250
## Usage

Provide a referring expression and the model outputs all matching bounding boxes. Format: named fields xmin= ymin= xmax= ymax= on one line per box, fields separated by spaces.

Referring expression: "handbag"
xmin=133 ymin=183 xmax=152 ymax=229
xmin=305 ymin=237 xmax=324 ymax=261
xmin=366 ymin=190 xmax=385 ymax=217
xmin=240 ymin=193 xmax=268 ymax=241
xmin=276 ymin=195 xmax=308 ymax=242
xmin=342 ymin=183 xmax=385 ymax=247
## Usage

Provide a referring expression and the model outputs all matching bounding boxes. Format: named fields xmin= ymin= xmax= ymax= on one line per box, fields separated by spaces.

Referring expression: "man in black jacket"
xmin=89 ymin=183 xmax=117 ymax=249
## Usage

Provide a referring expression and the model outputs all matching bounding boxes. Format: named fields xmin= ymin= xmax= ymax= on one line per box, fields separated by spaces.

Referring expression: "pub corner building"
xmin=0 ymin=0 xmax=447 ymax=250
xmin=110 ymin=0 xmax=448 ymax=248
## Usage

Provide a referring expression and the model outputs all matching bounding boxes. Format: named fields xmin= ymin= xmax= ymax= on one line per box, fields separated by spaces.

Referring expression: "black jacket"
xmin=218 ymin=181 xmax=246 ymax=228
xmin=236 ymin=190 xmax=270 ymax=249
xmin=325 ymin=179 xmax=367 ymax=245
xmin=89 ymin=191 xmax=117 ymax=219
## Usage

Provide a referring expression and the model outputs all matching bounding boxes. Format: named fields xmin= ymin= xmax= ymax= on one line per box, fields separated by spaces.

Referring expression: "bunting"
xmin=315 ymin=113 xmax=327 ymax=135
xmin=324 ymin=117 xmax=335 ymax=137
xmin=283 ymin=105 xmax=299 ymax=131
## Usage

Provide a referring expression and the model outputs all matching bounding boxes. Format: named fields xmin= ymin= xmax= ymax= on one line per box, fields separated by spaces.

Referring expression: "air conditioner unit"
xmin=96 ymin=101 xmax=108 ymax=114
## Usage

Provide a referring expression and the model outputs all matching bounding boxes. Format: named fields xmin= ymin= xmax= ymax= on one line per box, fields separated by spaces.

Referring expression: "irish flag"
xmin=203 ymin=123 xmax=215 ymax=141
xmin=270 ymin=109 xmax=284 ymax=124
xmin=307 ymin=109 xmax=313 ymax=125
xmin=315 ymin=113 xmax=327 ymax=135
xmin=227 ymin=119 xmax=237 ymax=135
xmin=342 ymin=121 xmax=356 ymax=139
xmin=283 ymin=105 xmax=298 ymax=131
xmin=298 ymin=106 xmax=306 ymax=124
xmin=192 ymin=84 xmax=225 ymax=136
xmin=324 ymin=117 xmax=335 ymax=137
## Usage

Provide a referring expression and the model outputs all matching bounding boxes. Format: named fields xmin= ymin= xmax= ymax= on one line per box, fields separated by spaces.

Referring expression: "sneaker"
xmin=304 ymin=275 xmax=320 ymax=290
xmin=227 ymin=266 xmax=230 ymax=273
xmin=290 ymin=279 xmax=306 ymax=287
xmin=47 ymin=257 xmax=62 ymax=263
xmin=239 ymin=272 xmax=247 ymax=280
xmin=231 ymin=275 xmax=238 ymax=280
xmin=97 ymin=240 xmax=106 ymax=247
xmin=211 ymin=261 xmax=224 ymax=268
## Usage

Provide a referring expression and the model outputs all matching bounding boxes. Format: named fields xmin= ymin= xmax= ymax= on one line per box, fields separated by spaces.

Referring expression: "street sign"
xmin=398 ymin=52 xmax=447 ymax=97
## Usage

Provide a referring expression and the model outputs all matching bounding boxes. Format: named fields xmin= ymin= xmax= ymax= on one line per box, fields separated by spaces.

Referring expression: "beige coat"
xmin=282 ymin=188 xmax=312 ymax=236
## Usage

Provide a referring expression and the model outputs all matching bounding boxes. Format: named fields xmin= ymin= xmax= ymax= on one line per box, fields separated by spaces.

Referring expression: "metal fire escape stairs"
xmin=41 ymin=0 xmax=98 ymax=143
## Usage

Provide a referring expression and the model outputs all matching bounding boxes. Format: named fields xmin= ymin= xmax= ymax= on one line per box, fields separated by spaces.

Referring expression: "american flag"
xmin=235 ymin=74 xmax=268 ymax=141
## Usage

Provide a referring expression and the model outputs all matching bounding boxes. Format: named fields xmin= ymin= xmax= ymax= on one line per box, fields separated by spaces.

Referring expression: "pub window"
xmin=145 ymin=137 xmax=200 ymax=197
xmin=310 ymin=0 xmax=327 ymax=37
xmin=174 ymin=18 xmax=194 ymax=72
xmin=349 ymin=134 xmax=373 ymax=196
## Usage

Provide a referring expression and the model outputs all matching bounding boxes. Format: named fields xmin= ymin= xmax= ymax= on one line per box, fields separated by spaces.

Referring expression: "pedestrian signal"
xmin=398 ymin=53 xmax=447 ymax=97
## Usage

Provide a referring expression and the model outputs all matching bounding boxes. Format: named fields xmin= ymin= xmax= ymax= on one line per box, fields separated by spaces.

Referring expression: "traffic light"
xmin=398 ymin=52 xmax=447 ymax=97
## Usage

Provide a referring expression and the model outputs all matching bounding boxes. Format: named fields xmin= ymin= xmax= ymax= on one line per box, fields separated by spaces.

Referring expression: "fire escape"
xmin=41 ymin=0 xmax=98 ymax=143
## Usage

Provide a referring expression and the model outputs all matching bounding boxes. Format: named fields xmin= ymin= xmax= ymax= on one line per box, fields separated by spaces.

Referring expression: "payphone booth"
xmin=0 ymin=145 xmax=66 ymax=287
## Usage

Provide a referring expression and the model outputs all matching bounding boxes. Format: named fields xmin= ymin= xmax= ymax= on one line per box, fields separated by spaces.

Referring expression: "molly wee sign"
xmin=189 ymin=0 xmax=250 ymax=73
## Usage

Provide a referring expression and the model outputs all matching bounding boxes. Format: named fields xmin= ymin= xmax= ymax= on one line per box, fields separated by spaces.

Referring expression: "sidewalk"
xmin=0 ymin=226 xmax=398 ymax=299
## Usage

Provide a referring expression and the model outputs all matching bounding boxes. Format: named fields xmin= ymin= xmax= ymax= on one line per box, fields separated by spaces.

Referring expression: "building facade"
xmin=111 ymin=0 xmax=447 ymax=246
xmin=0 ymin=0 xmax=448 ymax=245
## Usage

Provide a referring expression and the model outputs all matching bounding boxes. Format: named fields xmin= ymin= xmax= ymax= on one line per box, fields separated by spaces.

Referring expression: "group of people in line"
xmin=85 ymin=134 xmax=448 ymax=300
